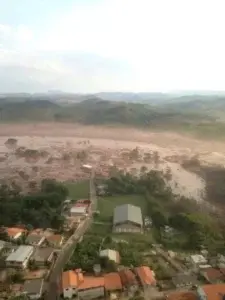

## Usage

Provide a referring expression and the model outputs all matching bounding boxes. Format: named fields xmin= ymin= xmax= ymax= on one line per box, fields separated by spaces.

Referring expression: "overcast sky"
xmin=0 ymin=0 xmax=225 ymax=93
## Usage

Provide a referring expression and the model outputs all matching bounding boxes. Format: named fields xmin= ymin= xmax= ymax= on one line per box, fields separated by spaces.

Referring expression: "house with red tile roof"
xmin=104 ymin=272 xmax=122 ymax=292
xmin=6 ymin=227 xmax=26 ymax=240
xmin=197 ymin=283 xmax=225 ymax=300
xmin=119 ymin=269 xmax=137 ymax=290
xmin=135 ymin=266 xmax=156 ymax=287
xmin=201 ymin=267 xmax=224 ymax=283
xmin=46 ymin=234 xmax=64 ymax=248
xmin=62 ymin=270 xmax=104 ymax=299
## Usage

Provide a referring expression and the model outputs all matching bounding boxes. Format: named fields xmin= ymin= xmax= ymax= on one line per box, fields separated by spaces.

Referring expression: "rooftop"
xmin=202 ymin=267 xmax=224 ymax=282
xmin=113 ymin=204 xmax=143 ymax=226
xmin=190 ymin=254 xmax=207 ymax=264
xmin=135 ymin=266 xmax=156 ymax=285
xmin=119 ymin=269 xmax=137 ymax=286
xmin=201 ymin=283 xmax=225 ymax=300
xmin=104 ymin=273 xmax=122 ymax=291
xmin=167 ymin=291 xmax=197 ymax=300
xmin=32 ymin=247 xmax=54 ymax=262
xmin=172 ymin=274 xmax=198 ymax=286
xmin=70 ymin=206 xmax=87 ymax=213
xmin=47 ymin=234 xmax=63 ymax=244
xmin=6 ymin=245 xmax=33 ymax=262
xmin=23 ymin=278 xmax=44 ymax=295
xmin=6 ymin=227 xmax=25 ymax=238
xmin=78 ymin=276 xmax=104 ymax=290
xmin=100 ymin=249 xmax=120 ymax=263
xmin=26 ymin=234 xmax=45 ymax=245
xmin=62 ymin=271 xmax=78 ymax=289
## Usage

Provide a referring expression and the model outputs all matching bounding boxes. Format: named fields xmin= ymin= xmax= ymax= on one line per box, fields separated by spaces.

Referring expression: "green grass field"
xmin=97 ymin=194 xmax=147 ymax=222
xmin=65 ymin=180 xmax=89 ymax=201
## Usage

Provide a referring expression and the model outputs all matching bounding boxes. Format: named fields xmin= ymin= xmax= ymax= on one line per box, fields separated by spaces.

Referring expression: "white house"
xmin=99 ymin=249 xmax=120 ymax=264
xmin=6 ymin=245 xmax=34 ymax=269
xmin=70 ymin=206 xmax=87 ymax=217
xmin=190 ymin=254 xmax=208 ymax=270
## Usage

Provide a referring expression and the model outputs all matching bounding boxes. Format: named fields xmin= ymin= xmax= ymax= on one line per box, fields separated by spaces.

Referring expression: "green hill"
xmin=1 ymin=97 xmax=225 ymax=139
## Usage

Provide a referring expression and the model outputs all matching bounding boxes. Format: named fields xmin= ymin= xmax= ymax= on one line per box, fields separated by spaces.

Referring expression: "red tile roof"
xmin=201 ymin=284 xmax=225 ymax=300
xmin=202 ymin=268 xmax=224 ymax=282
xmin=167 ymin=291 xmax=197 ymax=300
xmin=119 ymin=269 xmax=137 ymax=286
xmin=104 ymin=273 xmax=122 ymax=291
xmin=6 ymin=227 xmax=26 ymax=238
xmin=62 ymin=271 xmax=78 ymax=289
xmin=135 ymin=266 xmax=156 ymax=286
xmin=78 ymin=276 xmax=104 ymax=290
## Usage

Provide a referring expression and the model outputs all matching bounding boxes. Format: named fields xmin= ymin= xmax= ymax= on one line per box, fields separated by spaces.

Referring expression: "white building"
xmin=6 ymin=245 xmax=34 ymax=269
xmin=70 ymin=206 xmax=87 ymax=217
xmin=190 ymin=254 xmax=207 ymax=269
xmin=99 ymin=249 xmax=120 ymax=264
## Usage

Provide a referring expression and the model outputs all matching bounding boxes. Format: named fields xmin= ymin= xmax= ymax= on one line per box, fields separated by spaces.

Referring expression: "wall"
xmin=63 ymin=287 xmax=77 ymax=299
xmin=113 ymin=222 xmax=141 ymax=233
xmin=78 ymin=286 xmax=104 ymax=300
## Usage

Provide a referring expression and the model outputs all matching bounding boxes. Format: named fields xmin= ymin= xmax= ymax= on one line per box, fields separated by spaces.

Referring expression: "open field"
xmin=66 ymin=180 xmax=89 ymax=201
xmin=97 ymin=194 xmax=147 ymax=222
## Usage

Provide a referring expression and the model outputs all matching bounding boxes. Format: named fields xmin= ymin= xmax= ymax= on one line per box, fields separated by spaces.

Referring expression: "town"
xmin=0 ymin=160 xmax=225 ymax=300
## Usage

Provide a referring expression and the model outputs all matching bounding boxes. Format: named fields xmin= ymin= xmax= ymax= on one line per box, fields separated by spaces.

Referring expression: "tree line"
xmin=0 ymin=179 xmax=68 ymax=230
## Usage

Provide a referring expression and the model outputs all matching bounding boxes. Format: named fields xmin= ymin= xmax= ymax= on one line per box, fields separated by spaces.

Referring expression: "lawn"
xmin=65 ymin=180 xmax=89 ymax=201
xmin=97 ymin=194 xmax=148 ymax=222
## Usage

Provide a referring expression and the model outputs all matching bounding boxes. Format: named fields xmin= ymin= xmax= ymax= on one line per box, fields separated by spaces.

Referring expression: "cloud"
xmin=1 ymin=0 xmax=225 ymax=92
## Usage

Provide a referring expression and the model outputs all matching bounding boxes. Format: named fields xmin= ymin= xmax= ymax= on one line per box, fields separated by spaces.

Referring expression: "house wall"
xmin=63 ymin=287 xmax=77 ymax=299
xmin=196 ymin=287 xmax=207 ymax=300
xmin=78 ymin=286 xmax=104 ymax=300
xmin=113 ymin=223 xmax=142 ymax=233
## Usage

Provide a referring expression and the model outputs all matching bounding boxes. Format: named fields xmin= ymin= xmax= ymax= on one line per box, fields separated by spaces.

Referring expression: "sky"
xmin=0 ymin=0 xmax=225 ymax=93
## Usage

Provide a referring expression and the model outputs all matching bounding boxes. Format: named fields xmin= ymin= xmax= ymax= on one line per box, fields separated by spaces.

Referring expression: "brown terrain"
xmin=0 ymin=122 xmax=225 ymax=200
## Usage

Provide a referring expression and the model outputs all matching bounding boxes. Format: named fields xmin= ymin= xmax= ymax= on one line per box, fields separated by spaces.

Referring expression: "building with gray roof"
xmin=6 ymin=245 xmax=34 ymax=269
xmin=26 ymin=233 xmax=46 ymax=246
xmin=113 ymin=204 xmax=143 ymax=233
xmin=23 ymin=278 xmax=44 ymax=299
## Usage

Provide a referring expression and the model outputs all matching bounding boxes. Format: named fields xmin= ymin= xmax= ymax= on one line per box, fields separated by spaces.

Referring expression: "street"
xmin=45 ymin=170 xmax=96 ymax=300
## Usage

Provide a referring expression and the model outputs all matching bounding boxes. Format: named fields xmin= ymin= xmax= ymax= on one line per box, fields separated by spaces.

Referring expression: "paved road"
xmin=45 ymin=170 xmax=96 ymax=300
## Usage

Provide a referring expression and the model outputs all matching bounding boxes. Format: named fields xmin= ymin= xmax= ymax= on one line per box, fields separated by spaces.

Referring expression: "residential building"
xmin=104 ymin=272 xmax=122 ymax=292
xmin=113 ymin=204 xmax=143 ymax=233
xmin=46 ymin=234 xmax=64 ymax=248
xmin=32 ymin=247 xmax=55 ymax=267
xmin=100 ymin=249 xmax=120 ymax=264
xmin=78 ymin=276 xmax=105 ymax=300
xmin=26 ymin=233 xmax=46 ymax=246
xmin=197 ymin=283 xmax=225 ymax=300
xmin=70 ymin=206 xmax=87 ymax=217
xmin=6 ymin=227 xmax=26 ymax=240
xmin=23 ymin=278 xmax=44 ymax=299
xmin=172 ymin=274 xmax=198 ymax=288
xmin=62 ymin=270 xmax=105 ymax=300
xmin=62 ymin=270 xmax=78 ymax=299
xmin=135 ymin=266 xmax=156 ymax=287
xmin=6 ymin=245 xmax=34 ymax=269
xmin=201 ymin=267 xmax=224 ymax=284
xmin=119 ymin=269 xmax=137 ymax=289
xmin=190 ymin=254 xmax=207 ymax=269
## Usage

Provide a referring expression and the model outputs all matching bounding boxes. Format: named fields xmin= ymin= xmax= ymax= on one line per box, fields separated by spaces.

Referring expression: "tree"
xmin=5 ymin=138 xmax=18 ymax=149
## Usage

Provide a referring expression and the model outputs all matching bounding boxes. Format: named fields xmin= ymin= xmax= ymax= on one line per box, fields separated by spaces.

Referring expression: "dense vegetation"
xmin=1 ymin=97 xmax=224 ymax=138
xmin=104 ymin=170 xmax=225 ymax=253
xmin=0 ymin=179 xmax=68 ymax=230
